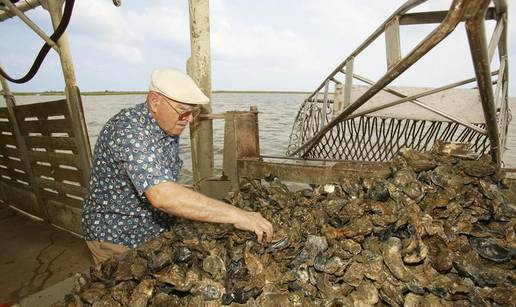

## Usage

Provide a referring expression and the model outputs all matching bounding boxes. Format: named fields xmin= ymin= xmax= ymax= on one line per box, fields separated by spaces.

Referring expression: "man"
xmin=82 ymin=68 xmax=273 ymax=265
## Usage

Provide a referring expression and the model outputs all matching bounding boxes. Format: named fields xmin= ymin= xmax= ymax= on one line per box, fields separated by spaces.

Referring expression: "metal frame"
xmin=287 ymin=0 xmax=509 ymax=168
xmin=0 ymin=0 xmax=92 ymax=233
xmin=0 ymin=0 xmax=43 ymax=22
xmin=0 ymin=0 xmax=57 ymax=50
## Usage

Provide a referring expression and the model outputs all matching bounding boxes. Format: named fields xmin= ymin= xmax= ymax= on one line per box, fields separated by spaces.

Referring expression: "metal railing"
xmin=287 ymin=0 xmax=510 ymax=167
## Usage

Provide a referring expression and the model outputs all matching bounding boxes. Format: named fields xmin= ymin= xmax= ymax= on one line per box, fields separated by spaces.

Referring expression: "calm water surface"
xmin=10 ymin=93 xmax=304 ymax=184
xmin=8 ymin=93 xmax=516 ymax=184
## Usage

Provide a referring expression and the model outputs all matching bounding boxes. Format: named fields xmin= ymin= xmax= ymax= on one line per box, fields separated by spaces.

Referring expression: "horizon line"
xmin=2 ymin=89 xmax=313 ymax=96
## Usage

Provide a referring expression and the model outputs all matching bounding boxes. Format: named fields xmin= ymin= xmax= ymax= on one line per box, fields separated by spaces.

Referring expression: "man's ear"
xmin=148 ymin=92 xmax=160 ymax=113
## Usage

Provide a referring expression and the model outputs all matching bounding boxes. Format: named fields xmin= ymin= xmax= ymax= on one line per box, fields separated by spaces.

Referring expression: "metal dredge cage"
xmin=287 ymin=99 xmax=490 ymax=162
xmin=286 ymin=0 xmax=510 ymax=165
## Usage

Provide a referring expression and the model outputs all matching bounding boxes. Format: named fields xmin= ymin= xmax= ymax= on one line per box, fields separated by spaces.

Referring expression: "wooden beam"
xmin=0 ymin=121 xmax=14 ymax=133
xmin=0 ymin=75 xmax=49 ymax=221
xmin=0 ymin=108 xmax=9 ymax=118
xmin=13 ymin=99 xmax=68 ymax=120
xmin=0 ymin=146 xmax=22 ymax=158
xmin=46 ymin=200 xmax=83 ymax=235
xmin=46 ymin=1 xmax=92 ymax=187
xmin=32 ymin=164 xmax=83 ymax=183
xmin=187 ymin=0 xmax=214 ymax=194
xmin=0 ymin=167 xmax=30 ymax=182
xmin=41 ymin=190 xmax=84 ymax=209
xmin=64 ymin=87 xmax=92 ymax=184
xmin=37 ymin=177 xmax=87 ymax=197
xmin=238 ymin=157 xmax=390 ymax=185
xmin=0 ymin=134 xmax=17 ymax=146
xmin=24 ymin=136 xmax=77 ymax=151
xmin=199 ymin=113 xmax=225 ymax=120
xmin=20 ymin=118 xmax=73 ymax=135
xmin=0 ymin=156 xmax=26 ymax=171
xmin=0 ymin=181 xmax=40 ymax=217
xmin=0 ymin=175 xmax=31 ymax=191
xmin=222 ymin=109 xmax=260 ymax=192
xmin=28 ymin=151 xmax=80 ymax=168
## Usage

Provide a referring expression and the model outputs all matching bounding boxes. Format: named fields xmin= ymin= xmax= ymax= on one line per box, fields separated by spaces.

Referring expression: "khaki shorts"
xmin=86 ymin=240 xmax=129 ymax=266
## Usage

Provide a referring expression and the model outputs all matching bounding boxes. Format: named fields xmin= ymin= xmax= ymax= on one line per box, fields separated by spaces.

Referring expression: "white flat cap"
xmin=149 ymin=68 xmax=209 ymax=105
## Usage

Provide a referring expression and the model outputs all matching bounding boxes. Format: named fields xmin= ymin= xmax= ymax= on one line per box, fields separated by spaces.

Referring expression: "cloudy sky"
xmin=0 ymin=0 xmax=514 ymax=94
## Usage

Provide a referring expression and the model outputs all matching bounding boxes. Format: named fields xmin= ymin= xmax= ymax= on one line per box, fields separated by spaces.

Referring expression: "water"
xmin=6 ymin=93 xmax=516 ymax=183
xmin=9 ymin=93 xmax=305 ymax=184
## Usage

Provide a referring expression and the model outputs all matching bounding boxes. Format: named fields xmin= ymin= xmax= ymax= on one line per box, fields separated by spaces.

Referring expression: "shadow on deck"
xmin=0 ymin=202 xmax=92 ymax=305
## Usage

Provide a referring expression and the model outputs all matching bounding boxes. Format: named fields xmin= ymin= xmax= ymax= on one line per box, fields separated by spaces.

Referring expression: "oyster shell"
xmin=58 ymin=149 xmax=515 ymax=306
xmin=382 ymin=237 xmax=412 ymax=282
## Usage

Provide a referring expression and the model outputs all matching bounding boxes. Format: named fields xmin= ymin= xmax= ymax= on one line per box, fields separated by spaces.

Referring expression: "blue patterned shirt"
xmin=82 ymin=102 xmax=183 ymax=248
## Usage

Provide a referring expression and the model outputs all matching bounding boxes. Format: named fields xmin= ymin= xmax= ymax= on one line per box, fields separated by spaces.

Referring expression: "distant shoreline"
xmin=4 ymin=90 xmax=312 ymax=96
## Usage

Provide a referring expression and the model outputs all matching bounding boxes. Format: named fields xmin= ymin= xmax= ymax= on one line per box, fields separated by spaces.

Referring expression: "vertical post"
xmin=187 ymin=0 xmax=214 ymax=193
xmin=344 ymin=57 xmax=354 ymax=109
xmin=223 ymin=107 xmax=260 ymax=192
xmin=385 ymin=17 xmax=402 ymax=69
xmin=45 ymin=0 xmax=92 ymax=185
xmin=0 ymin=74 xmax=49 ymax=221
xmin=494 ymin=1 xmax=509 ymax=159
xmin=333 ymin=83 xmax=343 ymax=118
xmin=319 ymin=81 xmax=329 ymax=131
xmin=465 ymin=0 xmax=500 ymax=166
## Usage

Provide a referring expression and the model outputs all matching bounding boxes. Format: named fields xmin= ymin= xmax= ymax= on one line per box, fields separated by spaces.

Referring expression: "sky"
xmin=0 ymin=0 xmax=515 ymax=94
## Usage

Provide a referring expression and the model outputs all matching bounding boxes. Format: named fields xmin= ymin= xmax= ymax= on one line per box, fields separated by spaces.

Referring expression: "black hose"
xmin=0 ymin=0 xmax=75 ymax=84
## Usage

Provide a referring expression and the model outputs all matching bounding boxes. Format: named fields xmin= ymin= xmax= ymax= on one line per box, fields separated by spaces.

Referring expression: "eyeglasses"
xmin=160 ymin=95 xmax=201 ymax=120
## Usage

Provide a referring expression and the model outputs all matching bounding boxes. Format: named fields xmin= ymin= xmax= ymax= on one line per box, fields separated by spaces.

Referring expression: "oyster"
xmin=128 ymin=279 xmax=155 ymax=307
xmin=382 ymin=237 xmax=412 ymax=282
xmin=57 ymin=149 xmax=514 ymax=306
xmin=469 ymin=237 xmax=515 ymax=263
xmin=202 ymin=255 xmax=226 ymax=281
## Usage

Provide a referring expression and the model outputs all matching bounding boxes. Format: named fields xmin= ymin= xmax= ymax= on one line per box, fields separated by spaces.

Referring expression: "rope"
xmin=0 ymin=0 xmax=75 ymax=84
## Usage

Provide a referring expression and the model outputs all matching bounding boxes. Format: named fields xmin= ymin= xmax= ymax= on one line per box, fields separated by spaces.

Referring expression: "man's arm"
xmin=145 ymin=181 xmax=273 ymax=242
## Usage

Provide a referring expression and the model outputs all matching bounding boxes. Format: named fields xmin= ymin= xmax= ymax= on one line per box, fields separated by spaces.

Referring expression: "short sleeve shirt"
xmin=82 ymin=102 xmax=183 ymax=248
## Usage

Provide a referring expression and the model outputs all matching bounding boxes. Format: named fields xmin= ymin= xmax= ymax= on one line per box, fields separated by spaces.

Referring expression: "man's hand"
xmin=146 ymin=182 xmax=274 ymax=242
xmin=232 ymin=211 xmax=274 ymax=243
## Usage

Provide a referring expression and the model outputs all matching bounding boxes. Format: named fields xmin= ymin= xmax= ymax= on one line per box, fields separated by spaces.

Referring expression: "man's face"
xmin=147 ymin=91 xmax=200 ymax=135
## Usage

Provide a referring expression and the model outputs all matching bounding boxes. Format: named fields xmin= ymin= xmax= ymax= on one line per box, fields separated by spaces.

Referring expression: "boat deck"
xmin=0 ymin=203 xmax=92 ymax=305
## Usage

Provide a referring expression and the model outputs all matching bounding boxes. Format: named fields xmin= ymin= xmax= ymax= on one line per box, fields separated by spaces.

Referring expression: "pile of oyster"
xmin=58 ymin=148 xmax=515 ymax=306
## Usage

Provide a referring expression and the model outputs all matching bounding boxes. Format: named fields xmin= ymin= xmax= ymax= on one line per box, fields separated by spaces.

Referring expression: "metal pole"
xmin=348 ymin=72 xmax=498 ymax=135
xmin=307 ymin=0 xmax=427 ymax=102
xmin=45 ymin=0 xmax=91 ymax=184
xmin=333 ymin=83 xmax=343 ymax=118
xmin=45 ymin=0 xmax=75 ymax=85
xmin=0 ymin=0 xmax=42 ymax=22
xmin=187 ymin=0 xmax=214 ymax=193
xmin=465 ymin=0 xmax=501 ymax=165
xmin=344 ymin=57 xmax=354 ymax=109
xmin=494 ymin=1 xmax=509 ymax=160
xmin=320 ymin=81 xmax=329 ymax=131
